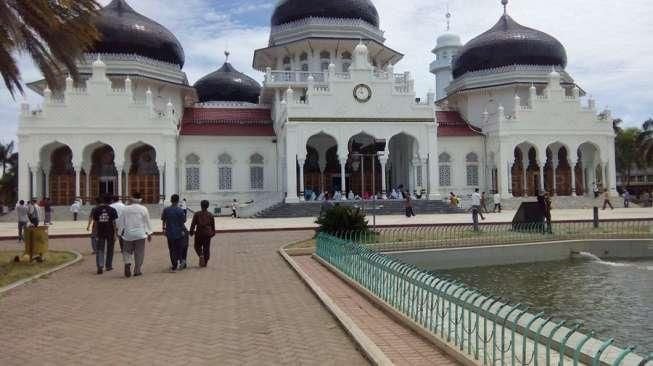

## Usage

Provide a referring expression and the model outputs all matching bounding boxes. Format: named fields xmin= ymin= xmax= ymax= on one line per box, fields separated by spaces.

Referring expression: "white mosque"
xmin=16 ymin=0 xmax=616 ymax=212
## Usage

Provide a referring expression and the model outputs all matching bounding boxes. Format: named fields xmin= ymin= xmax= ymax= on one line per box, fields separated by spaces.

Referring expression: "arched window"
xmin=299 ymin=52 xmax=309 ymax=72
xmin=185 ymin=154 xmax=200 ymax=191
xmin=320 ymin=50 xmax=331 ymax=71
xmin=466 ymin=152 xmax=479 ymax=186
xmin=250 ymin=153 xmax=264 ymax=190
xmin=282 ymin=56 xmax=291 ymax=71
xmin=218 ymin=153 xmax=233 ymax=191
xmin=342 ymin=51 xmax=352 ymax=72
xmin=439 ymin=153 xmax=452 ymax=187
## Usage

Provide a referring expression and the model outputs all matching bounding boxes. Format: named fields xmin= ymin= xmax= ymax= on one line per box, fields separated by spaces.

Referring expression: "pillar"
xmin=522 ymin=163 xmax=528 ymax=197
xmin=84 ymin=164 xmax=91 ymax=202
xmin=298 ymin=158 xmax=306 ymax=201
xmin=157 ymin=163 xmax=165 ymax=203
xmin=552 ymin=161 xmax=559 ymax=196
xmin=607 ymin=143 xmax=618 ymax=195
xmin=498 ymin=146 xmax=513 ymax=198
xmin=30 ymin=164 xmax=40 ymax=199
xmin=43 ymin=168 xmax=50 ymax=198
xmin=379 ymin=156 xmax=388 ymax=197
xmin=74 ymin=164 xmax=81 ymax=199
xmin=164 ymin=161 xmax=177 ymax=202
xmin=116 ymin=164 xmax=123 ymax=198
xmin=426 ymin=124 xmax=440 ymax=199
xmin=602 ymin=162 xmax=608 ymax=192
xmin=285 ymin=127 xmax=299 ymax=203
xmin=18 ymin=157 xmax=30 ymax=202
xmin=124 ymin=164 xmax=130 ymax=199
xmin=539 ymin=162 xmax=545 ymax=194
xmin=339 ymin=158 xmax=347 ymax=196
xmin=571 ymin=159 xmax=577 ymax=196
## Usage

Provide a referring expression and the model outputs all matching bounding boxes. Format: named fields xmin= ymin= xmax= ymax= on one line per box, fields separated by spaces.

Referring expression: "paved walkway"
xmin=295 ymin=256 xmax=457 ymax=365
xmin=1 ymin=208 xmax=650 ymax=238
xmin=0 ymin=232 xmax=369 ymax=365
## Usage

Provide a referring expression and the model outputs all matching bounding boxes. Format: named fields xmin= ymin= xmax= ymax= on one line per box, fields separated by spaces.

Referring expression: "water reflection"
xmin=434 ymin=258 xmax=653 ymax=352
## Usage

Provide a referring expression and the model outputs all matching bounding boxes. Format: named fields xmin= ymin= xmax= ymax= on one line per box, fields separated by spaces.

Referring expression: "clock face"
xmin=353 ymin=84 xmax=372 ymax=103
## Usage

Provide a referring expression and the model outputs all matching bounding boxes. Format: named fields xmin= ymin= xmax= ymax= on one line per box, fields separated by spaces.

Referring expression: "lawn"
xmin=0 ymin=251 xmax=77 ymax=288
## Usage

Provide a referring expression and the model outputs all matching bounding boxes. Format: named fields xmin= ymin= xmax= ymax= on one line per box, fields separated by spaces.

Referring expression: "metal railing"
xmin=315 ymin=221 xmax=652 ymax=366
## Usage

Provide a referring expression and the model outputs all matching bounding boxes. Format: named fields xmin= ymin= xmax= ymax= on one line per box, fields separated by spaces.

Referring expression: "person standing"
xmin=16 ymin=200 xmax=28 ymax=242
xmin=543 ymin=192 xmax=553 ymax=234
xmin=110 ymin=196 xmax=126 ymax=252
xmin=161 ymin=194 xmax=188 ymax=272
xmin=602 ymin=189 xmax=614 ymax=210
xmin=480 ymin=192 xmax=490 ymax=213
xmin=622 ymin=189 xmax=630 ymax=208
xmin=592 ymin=182 xmax=599 ymax=198
xmin=118 ymin=193 xmax=153 ymax=277
xmin=230 ymin=199 xmax=239 ymax=218
xmin=404 ymin=192 xmax=415 ymax=217
xmin=27 ymin=199 xmax=40 ymax=227
xmin=71 ymin=199 xmax=81 ymax=221
xmin=471 ymin=189 xmax=485 ymax=220
xmin=189 ymin=200 xmax=216 ymax=267
xmin=92 ymin=195 xmax=118 ymax=274
xmin=43 ymin=198 xmax=52 ymax=225
xmin=492 ymin=191 xmax=502 ymax=213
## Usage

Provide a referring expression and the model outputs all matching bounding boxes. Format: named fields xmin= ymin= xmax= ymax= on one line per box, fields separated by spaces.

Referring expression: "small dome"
xmin=452 ymin=14 xmax=567 ymax=78
xmin=89 ymin=0 xmax=185 ymax=67
xmin=436 ymin=33 xmax=462 ymax=48
xmin=271 ymin=0 xmax=380 ymax=27
xmin=194 ymin=62 xmax=261 ymax=104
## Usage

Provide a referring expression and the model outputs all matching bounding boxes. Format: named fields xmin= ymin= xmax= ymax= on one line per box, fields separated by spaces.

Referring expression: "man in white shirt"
xmin=118 ymin=193 xmax=153 ymax=277
xmin=110 ymin=195 xmax=126 ymax=253
xmin=493 ymin=191 xmax=502 ymax=213
xmin=70 ymin=199 xmax=81 ymax=221
xmin=16 ymin=200 xmax=29 ymax=242
xmin=471 ymin=188 xmax=485 ymax=228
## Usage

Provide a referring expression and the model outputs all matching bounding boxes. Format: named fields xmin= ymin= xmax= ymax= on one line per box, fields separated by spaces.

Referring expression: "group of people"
xmin=14 ymin=198 xmax=54 ymax=241
xmin=85 ymin=193 xmax=216 ymax=277
xmin=450 ymin=191 xmax=502 ymax=213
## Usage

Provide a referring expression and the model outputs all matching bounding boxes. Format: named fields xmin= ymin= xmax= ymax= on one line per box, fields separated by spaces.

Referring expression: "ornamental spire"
xmin=501 ymin=0 xmax=508 ymax=15
xmin=445 ymin=3 xmax=452 ymax=31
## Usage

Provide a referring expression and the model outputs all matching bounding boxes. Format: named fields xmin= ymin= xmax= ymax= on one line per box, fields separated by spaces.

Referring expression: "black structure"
xmin=452 ymin=14 xmax=567 ymax=78
xmin=511 ymin=201 xmax=545 ymax=231
xmin=271 ymin=0 xmax=380 ymax=27
xmin=89 ymin=0 xmax=185 ymax=67
xmin=194 ymin=62 xmax=262 ymax=104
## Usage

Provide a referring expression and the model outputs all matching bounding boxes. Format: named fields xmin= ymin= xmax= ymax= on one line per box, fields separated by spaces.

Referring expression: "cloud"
xmin=1 ymin=0 xmax=651 ymax=146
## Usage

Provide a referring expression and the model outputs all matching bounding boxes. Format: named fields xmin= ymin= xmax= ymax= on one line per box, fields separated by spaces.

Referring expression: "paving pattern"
xmin=0 ymin=233 xmax=368 ymax=366
xmin=295 ymin=256 xmax=458 ymax=366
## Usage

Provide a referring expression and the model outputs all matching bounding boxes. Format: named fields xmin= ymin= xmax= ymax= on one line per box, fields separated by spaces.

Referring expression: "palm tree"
xmin=0 ymin=0 xmax=100 ymax=97
xmin=0 ymin=140 xmax=15 ymax=176
xmin=637 ymin=118 xmax=653 ymax=166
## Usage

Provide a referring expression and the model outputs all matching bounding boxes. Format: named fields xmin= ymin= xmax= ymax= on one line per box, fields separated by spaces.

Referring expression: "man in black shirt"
xmin=92 ymin=195 xmax=118 ymax=274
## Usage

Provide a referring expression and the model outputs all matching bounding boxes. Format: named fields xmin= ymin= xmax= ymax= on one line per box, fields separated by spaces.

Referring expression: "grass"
xmin=285 ymin=238 xmax=316 ymax=250
xmin=0 ymin=251 xmax=76 ymax=288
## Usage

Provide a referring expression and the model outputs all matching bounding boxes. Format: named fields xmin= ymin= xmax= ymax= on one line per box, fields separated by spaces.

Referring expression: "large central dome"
xmin=271 ymin=0 xmax=380 ymax=27
xmin=194 ymin=61 xmax=261 ymax=104
xmin=89 ymin=0 xmax=185 ymax=67
xmin=452 ymin=14 xmax=567 ymax=78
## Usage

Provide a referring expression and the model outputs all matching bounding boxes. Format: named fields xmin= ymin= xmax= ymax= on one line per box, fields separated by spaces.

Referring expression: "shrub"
xmin=315 ymin=204 xmax=369 ymax=235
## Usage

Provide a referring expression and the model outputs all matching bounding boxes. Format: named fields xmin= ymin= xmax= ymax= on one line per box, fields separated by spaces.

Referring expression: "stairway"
xmin=255 ymin=199 xmax=464 ymax=218
xmin=500 ymin=195 xmax=626 ymax=210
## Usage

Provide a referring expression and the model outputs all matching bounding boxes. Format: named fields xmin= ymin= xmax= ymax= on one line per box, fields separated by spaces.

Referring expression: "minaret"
xmin=430 ymin=6 xmax=462 ymax=100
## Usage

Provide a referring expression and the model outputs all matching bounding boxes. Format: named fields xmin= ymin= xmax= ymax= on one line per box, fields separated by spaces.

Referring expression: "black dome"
xmin=89 ymin=0 xmax=185 ymax=67
xmin=452 ymin=14 xmax=567 ymax=78
xmin=194 ymin=62 xmax=261 ymax=104
xmin=271 ymin=0 xmax=380 ymax=27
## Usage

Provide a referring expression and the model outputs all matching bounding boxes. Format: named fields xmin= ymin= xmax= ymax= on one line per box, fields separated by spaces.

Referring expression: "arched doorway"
xmin=511 ymin=143 xmax=540 ymax=196
xmin=348 ymin=133 xmax=381 ymax=197
xmin=577 ymin=142 xmax=601 ymax=195
xmin=304 ymin=133 xmax=339 ymax=196
xmin=42 ymin=143 xmax=75 ymax=205
xmin=127 ymin=144 xmax=160 ymax=204
xmin=87 ymin=144 xmax=118 ymax=201
xmin=388 ymin=133 xmax=419 ymax=194
xmin=543 ymin=143 xmax=572 ymax=196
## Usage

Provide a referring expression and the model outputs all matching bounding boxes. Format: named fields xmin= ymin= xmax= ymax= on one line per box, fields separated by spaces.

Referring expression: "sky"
xmin=1 ymin=0 xmax=652 ymax=146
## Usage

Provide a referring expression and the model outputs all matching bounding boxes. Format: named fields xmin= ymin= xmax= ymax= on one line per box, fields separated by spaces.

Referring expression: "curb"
xmin=278 ymin=244 xmax=393 ymax=366
xmin=0 ymin=250 xmax=83 ymax=294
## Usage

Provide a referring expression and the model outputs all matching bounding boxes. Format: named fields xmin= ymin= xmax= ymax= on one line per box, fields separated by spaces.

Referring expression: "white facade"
xmin=16 ymin=0 xmax=617 ymax=210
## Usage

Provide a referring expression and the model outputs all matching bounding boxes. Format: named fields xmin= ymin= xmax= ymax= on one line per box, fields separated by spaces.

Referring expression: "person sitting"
xmin=390 ymin=189 xmax=399 ymax=199
xmin=309 ymin=191 xmax=317 ymax=201
xmin=317 ymin=191 xmax=325 ymax=201
xmin=333 ymin=190 xmax=342 ymax=201
xmin=347 ymin=190 xmax=355 ymax=200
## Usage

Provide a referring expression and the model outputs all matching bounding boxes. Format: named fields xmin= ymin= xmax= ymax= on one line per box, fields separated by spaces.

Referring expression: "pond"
xmin=433 ymin=256 xmax=653 ymax=353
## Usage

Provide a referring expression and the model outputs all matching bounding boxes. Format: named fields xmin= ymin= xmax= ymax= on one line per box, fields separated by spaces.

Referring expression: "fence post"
xmin=593 ymin=207 xmax=599 ymax=228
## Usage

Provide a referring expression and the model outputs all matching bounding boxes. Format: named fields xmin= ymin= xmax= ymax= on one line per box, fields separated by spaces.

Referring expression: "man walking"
xmin=92 ymin=195 xmax=118 ymax=274
xmin=471 ymin=188 xmax=485 ymax=220
xmin=118 ymin=193 xmax=152 ymax=277
xmin=623 ymin=189 xmax=630 ymax=208
xmin=161 ymin=194 xmax=188 ymax=272
xmin=189 ymin=200 xmax=216 ymax=267
xmin=602 ymin=189 xmax=614 ymax=210
xmin=492 ymin=191 xmax=502 ymax=213
xmin=71 ymin=199 xmax=81 ymax=221
xmin=16 ymin=200 xmax=28 ymax=242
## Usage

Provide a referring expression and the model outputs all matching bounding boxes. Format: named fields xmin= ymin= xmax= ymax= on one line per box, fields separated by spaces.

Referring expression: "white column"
xmin=84 ymin=164 xmax=91 ymax=202
xmin=74 ymin=164 xmax=81 ymax=199
xmin=157 ymin=163 xmax=165 ymax=203
xmin=339 ymin=158 xmax=347 ymax=195
xmin=116 ymin=164 xmax=123 ymax=198
xmin=607 ymin=143 xmax=618 ymax=195
xmin=411 ymin=159 xmax=419 ymax=193
xmin=602 ymin=162 xmax=608 ymax=192
xmin=30 ymin=164 xmax=40 ymax=199
xmin=379 ymin=156 xmax=388 ymax=197
xmin=124 ymin=164 xmax=130 ymax=199
xmin=285 ymin=127 xmax=299 ymax=203
xmin=43 ymin=168 xmax=50 ymax=198
xmin=298 ymin=158 xmax=306 ymax=201
xmin=164 ymin=160 xmax=177 ymax=201
xmin=538 ymin=162 xmax=545 ymax=194
xmin=426 ymin=124 xmax=440 ymax=199
xmin=552 ymin=161 xmax=559 ymax=196
xmin=570 ymin=159 xmax=577 ymax=196
xmin=522 ymin=164 xmax=528 ymax=197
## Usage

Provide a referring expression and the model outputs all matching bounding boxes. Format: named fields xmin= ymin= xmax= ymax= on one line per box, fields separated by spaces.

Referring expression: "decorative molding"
xmin=288 ymin=117 xmax=434 ymax=123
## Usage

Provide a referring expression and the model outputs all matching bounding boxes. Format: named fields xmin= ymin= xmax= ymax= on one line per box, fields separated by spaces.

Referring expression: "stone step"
xmin=255 ymin=200 xmax=464 ymax=218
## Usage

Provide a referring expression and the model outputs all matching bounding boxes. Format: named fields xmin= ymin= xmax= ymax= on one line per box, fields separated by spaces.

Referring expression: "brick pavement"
xmin=294 ymin=256 xmax=458 ymax=366
xmin=0 ymin=233 xmax=368 ymax=366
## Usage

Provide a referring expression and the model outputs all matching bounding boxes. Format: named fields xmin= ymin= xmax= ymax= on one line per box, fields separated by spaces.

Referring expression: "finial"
xmin=224 ymin=50 xmax=230 ymax=62
xmin=445 ymin=3 xmax=451 ymax=31
xmin=502 ymin=0 xmax=508 ymax=15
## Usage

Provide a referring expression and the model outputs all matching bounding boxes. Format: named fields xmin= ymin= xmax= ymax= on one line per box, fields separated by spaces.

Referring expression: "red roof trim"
xmin=180 ymin=107 xmax=276 ymax=137
xmin=436 ymin=111 xmax=483 ymax=137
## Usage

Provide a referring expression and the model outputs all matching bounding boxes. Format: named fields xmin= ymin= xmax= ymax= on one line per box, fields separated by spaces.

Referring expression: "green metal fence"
xmin=315 ymin=222 xmax=652 ymax=366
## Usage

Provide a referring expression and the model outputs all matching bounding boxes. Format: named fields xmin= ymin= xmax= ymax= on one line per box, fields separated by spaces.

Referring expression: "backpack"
xmin=196 ymin=212 xmax=215 ymax=238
